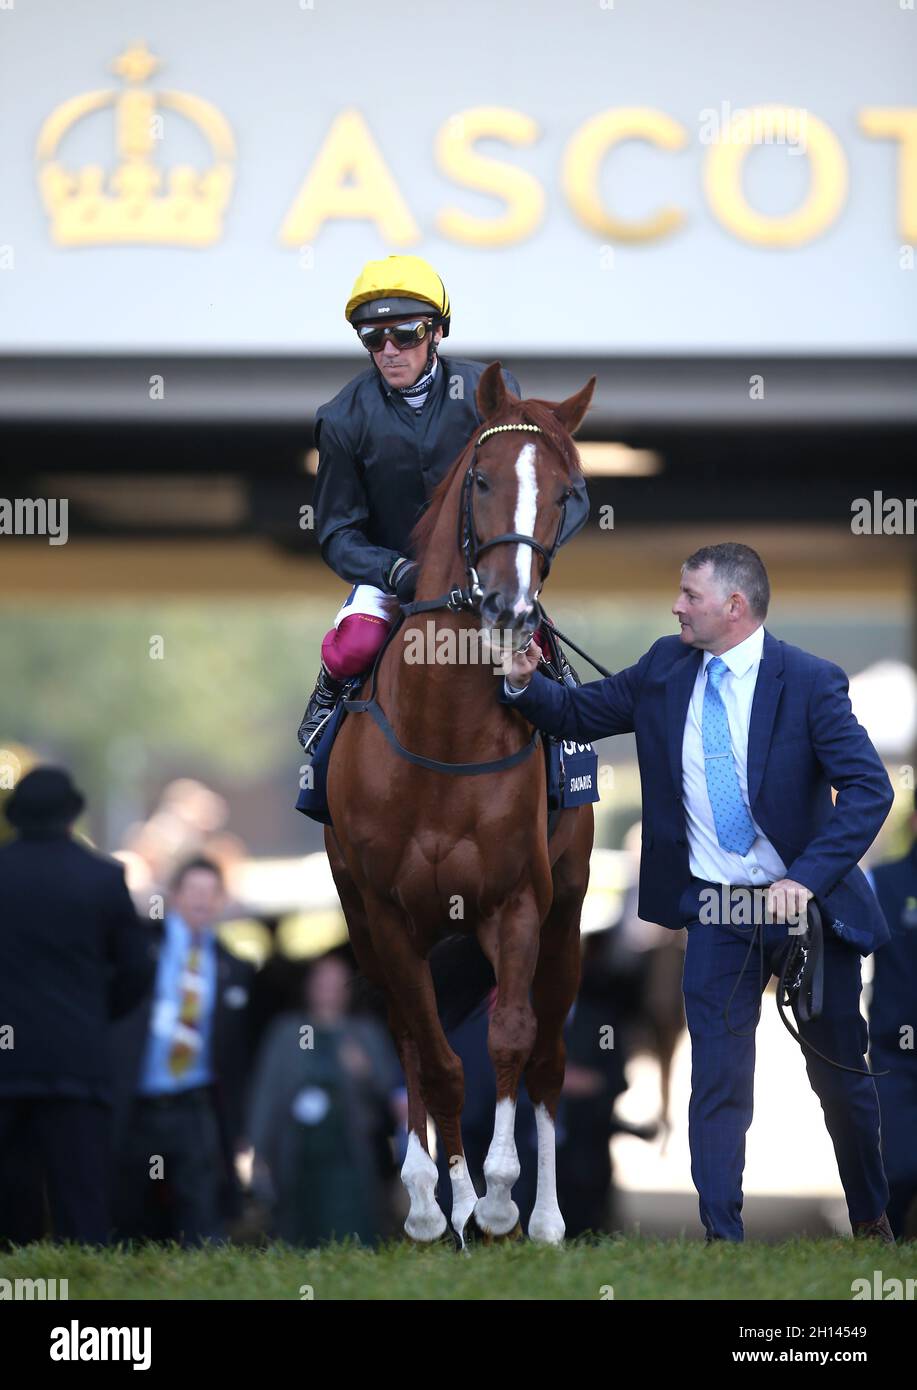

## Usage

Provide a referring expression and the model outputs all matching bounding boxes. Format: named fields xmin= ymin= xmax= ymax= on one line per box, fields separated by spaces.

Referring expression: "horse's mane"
xmin=410 ymin=397 xmax=583 ymax=567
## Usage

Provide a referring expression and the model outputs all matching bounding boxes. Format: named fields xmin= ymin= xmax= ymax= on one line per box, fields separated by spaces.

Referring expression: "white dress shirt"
xmin=505 ymin=624 xmax=788 ymax=887
xmin=682 ymin=624 xmax=787 ymax=887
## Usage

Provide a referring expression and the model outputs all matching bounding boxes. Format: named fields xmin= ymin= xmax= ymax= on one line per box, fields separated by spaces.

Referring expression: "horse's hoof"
xmin=528 ymin=1212 xmax=565 ymax=1245
xmin=403 ymin=1206 xmax=449 ymax=1245
xmin=404 ymin=1227 xmax=453 ymax=1248
xmin=475 ymin=1218 xmax=523 ymax=1245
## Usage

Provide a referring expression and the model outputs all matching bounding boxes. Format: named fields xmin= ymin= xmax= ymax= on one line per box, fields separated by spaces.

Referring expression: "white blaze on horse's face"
xmin=512 ymin=442 xmax=539 ymax=614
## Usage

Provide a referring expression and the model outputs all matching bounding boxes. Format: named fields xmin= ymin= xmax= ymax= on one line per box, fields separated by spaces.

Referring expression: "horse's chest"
xmin=365 ymin=818 xmax=534 ymax=920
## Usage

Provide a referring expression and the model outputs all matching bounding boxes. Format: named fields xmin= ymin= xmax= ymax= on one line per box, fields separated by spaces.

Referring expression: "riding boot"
xmin=298 ymin=661 xmax=347 ymax=753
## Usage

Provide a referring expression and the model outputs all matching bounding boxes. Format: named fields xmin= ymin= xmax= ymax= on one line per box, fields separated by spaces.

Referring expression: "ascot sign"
xmin=38 ymin=44 xmax=917 ymax=250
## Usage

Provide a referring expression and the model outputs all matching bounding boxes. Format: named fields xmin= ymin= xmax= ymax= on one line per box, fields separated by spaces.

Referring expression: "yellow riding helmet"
xmin=345 ymin=255 xmax=451 ymax=337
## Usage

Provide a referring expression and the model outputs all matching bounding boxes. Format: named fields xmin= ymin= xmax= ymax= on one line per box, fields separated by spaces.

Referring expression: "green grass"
xmin=1 ymin=1235 xmax=912 ymax=1300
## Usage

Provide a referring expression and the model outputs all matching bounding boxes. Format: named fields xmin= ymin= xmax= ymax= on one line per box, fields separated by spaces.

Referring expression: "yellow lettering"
xmin=562 ymin=108 xmax=687 ymax=242
xmin=704 ymin=106 xmax=847 ymax=246
xmin=280 ymin=108 xmax=419 ymax=246
xmin=435 ymin=107 xmax=543 ymax=246
xmin=860 ymin=108 xmax=917 ymax=241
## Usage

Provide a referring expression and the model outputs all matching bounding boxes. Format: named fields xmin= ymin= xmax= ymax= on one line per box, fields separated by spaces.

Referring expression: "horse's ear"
xmin=476 ymin=362 xmax=513 ymax=420
xmin=551 ymin=376 xmax=597 ymax=436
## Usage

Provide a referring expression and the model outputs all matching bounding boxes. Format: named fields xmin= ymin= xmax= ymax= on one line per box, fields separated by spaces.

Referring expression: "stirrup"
xmin=298 ymin=711 xmax=334 ymax=756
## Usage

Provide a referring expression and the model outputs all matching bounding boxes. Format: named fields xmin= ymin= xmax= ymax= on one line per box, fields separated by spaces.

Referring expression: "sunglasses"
xmin=357 ymin=319 xmax=431 ymax=352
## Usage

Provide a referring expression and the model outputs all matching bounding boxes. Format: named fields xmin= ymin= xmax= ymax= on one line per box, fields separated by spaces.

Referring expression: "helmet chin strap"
xmin=407 ymin=347 xmax=437 ymax=389
xmin=424 ymin=322 xmax=439 ymax=374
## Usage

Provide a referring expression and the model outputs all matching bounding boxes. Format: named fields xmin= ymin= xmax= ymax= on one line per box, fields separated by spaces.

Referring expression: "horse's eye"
xmin=559 ymin=487 xmax=573 ymax=504
xmin=474 ymin=472 xmax=489 ymax=491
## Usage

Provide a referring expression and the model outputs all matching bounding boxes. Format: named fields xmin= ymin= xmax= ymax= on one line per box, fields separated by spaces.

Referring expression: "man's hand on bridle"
xmin=505 ymin=635 xmax=543 ymax=687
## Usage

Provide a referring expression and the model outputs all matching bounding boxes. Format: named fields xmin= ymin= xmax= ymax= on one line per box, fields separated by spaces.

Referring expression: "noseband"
xmin=401 ymin=422 xmax=567 ymax=620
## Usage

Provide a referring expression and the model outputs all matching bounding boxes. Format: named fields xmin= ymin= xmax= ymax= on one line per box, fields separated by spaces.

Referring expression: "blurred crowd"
xmin=1 ymin=765 xmax=915 ymax=1247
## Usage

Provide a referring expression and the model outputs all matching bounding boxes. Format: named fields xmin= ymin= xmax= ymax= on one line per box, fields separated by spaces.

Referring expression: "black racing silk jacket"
xmin=311 ymin=355 xmax=591 ymax=590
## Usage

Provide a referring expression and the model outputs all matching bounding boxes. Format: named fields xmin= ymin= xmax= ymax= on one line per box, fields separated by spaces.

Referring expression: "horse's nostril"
xmin=481 ymin=592 xmax=507 ymax=625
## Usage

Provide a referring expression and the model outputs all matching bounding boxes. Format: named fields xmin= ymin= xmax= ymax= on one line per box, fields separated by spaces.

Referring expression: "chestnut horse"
xmin=324 ymin=363 xmax=596 ymax=1246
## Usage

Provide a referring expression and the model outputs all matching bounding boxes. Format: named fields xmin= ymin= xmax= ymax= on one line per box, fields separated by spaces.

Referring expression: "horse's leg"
xmin=646 ymin=938 xmax=687 ymax=1153
xmin=658 ymin=1038 xmax=674 ymax=1154
xmin=525 ymin=810 xmax=593 ymax=1244
xmin=369 ymin=902 xmax=476 ymax=1245
xmin=386 ymin=1007 xmax=454 ymax=1243
xmin=325 ymin=833 xmax=447 ymax=1240
xmin=328 ymin=843 xmax=450 ymax=1240
xmin=325 ymin=826 xmax=393 ymax=1017
xmin=473 ymin=891 xmax=543 ymax=1238
xmin=431 ymin=1069 xmax=478 ymax=1249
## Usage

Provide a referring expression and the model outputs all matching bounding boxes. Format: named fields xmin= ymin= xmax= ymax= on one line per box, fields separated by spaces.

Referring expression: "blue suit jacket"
xmin=499 ymin=631 xmax=894 ymax=954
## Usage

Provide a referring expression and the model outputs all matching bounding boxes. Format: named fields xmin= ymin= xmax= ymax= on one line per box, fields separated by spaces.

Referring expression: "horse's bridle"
xmin=401 ymin=422 xmax=568 ymax=621
xmin=339 ymin=422 xmax=572 ymax=777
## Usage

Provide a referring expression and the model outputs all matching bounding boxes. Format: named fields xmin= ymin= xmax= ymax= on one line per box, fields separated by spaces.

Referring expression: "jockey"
xmin=298 ymin=254 xmax=591 ymax=753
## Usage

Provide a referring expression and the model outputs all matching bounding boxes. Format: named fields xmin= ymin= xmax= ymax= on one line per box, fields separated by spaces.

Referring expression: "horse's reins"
xmin=532 ymin=620 xmax=612 ymax=678
xmin=723 ymin=900 xmax=888 ymax=1077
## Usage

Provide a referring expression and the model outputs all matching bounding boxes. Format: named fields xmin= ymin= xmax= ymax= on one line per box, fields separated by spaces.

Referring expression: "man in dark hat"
xmin=0 ymin=767 xmax=154 ymax=1245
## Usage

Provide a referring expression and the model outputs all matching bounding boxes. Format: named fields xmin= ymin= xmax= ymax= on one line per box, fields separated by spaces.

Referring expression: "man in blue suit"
xmin=500 ymin=542 xmax=895 ymax=1242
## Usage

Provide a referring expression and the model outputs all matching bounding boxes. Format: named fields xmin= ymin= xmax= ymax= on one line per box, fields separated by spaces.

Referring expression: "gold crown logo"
xmin=37 ymin=43 xmax=236 ymax=247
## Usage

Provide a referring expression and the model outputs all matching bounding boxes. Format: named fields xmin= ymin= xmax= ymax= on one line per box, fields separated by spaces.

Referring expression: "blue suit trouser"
xmin=681 ymin=894 xmax=888 ymax=1241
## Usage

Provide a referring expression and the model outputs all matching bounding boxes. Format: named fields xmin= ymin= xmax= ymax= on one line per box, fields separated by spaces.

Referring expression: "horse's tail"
xmin=429 ymin=932 xmax=495 ymax=1032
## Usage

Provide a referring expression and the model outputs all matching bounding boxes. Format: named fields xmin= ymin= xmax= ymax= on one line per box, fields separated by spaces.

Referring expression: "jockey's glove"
xmin=387 ymin=557 xmax=419 ymax=603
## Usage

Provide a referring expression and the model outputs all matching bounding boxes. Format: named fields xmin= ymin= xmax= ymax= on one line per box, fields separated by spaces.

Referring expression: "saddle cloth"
xmin=294 ymin=697 xmax=350 ymax=827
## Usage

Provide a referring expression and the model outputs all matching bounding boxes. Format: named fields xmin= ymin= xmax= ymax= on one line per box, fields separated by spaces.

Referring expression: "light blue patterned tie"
xmin=703 ymin=656 xmax=756 ymax=855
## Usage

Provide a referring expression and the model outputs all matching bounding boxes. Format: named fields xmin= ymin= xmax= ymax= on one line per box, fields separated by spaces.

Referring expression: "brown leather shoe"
xmin=852 ymin=1211 xmax=895 ymax=1244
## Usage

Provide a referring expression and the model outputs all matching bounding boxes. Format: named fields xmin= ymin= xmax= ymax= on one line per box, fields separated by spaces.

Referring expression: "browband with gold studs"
xmin=476 ymin=422 xmax=544 ymax=446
